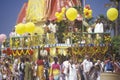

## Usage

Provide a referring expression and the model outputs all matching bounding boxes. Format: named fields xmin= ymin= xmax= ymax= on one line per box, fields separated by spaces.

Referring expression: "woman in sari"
xmin=51 ymin=57 xmax=60 ymax=80
xmin=36 ymin=56 xmax=45 ymax=80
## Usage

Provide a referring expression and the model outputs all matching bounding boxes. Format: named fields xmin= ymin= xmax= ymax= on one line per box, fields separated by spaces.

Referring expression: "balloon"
xmin=107 ymin=8 xmax=118 ymax=21
xmin=66 ymin=8 xmax=78 ymax=21
xmin=0 ymin=34 xmax=7 ymax=43
xmin=15 ymin=23 xmax=26 ymax=34
xmin=33 ymin=26 xmax=44 ymax=34
xmin=25 ymin=22 xmax=35 ymax=33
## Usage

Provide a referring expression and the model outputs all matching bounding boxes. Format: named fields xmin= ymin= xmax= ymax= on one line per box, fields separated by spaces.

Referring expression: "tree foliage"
xmin=111 ymin=36 xmax=120 ymax=53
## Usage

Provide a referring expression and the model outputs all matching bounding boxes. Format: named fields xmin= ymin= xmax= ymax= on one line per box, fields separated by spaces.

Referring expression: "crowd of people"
xmin=0 ymin=54 xmax=120 ymax=80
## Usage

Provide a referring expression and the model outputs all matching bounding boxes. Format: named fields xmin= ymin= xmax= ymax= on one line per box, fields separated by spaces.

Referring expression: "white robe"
xmin=68 ymin=64 xmax=77 ymax=80
xmin=94 ymin=23 xmax=104 ymax=33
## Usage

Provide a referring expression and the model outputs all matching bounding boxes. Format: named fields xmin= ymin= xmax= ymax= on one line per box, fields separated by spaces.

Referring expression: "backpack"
xmin=106 ymin=61 xmax=113 ymax=71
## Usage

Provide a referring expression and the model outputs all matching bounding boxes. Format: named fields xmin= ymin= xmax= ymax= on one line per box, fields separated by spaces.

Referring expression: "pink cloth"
xmin=52 ymin=63 xmax=60 ymax=70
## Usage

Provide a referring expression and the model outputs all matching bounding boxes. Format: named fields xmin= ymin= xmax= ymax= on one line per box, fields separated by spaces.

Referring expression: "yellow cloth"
xmin=50 ymin=47 xmax=56 ymax=56
xmin=10 ymin=64 xmax=13 ymax=71
xmin=49 ymin=68 xmax=60 ymax=77
xmin=26 ymin=0 xmax=46 ymax=22
xmin=53 ymin=69 xmax=60 ymax=76
xmin=47 ymin=33 xmax=56 ymax=44
xmin=37 ymin=65 xmax=45 ymax=80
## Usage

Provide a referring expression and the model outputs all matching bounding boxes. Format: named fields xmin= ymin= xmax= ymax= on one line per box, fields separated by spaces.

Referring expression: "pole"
xmin=80 ymin=0 xmax=85 ymax=33
xmin=83 ymin=0 xmax=86 ymax=7
xmin=118 ymin=0 xmax=120 ymax=35
xmin=115 ymin=0 xmax=120 ymax=36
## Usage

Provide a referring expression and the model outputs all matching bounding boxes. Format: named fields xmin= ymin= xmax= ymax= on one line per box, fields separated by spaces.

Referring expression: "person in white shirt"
xmin=68 ymin=59 xmax=78 ymax=80
xmin=81 ymin=55 xmax=93 ymax=80
xmin=48 ymin=21 xmax=57 ymax=33
xmin=94 ymin=60 xmax=103 ymax=80
xmin=94 ymin=19 xmax=104 ymax=33
xmin=62 ymin=57 xmax=69 ymax=80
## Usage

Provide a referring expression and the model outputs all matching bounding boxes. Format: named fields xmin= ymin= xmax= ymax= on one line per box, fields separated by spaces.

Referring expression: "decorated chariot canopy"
xmin=1 ymin=0 xmax=117 ymax=60
xmin=17 ymin=0 xmax=82 ymax=23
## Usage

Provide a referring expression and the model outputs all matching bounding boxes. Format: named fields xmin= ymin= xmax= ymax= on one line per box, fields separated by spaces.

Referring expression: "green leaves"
xmin=111 ymin=36 xmax=120 ymax=53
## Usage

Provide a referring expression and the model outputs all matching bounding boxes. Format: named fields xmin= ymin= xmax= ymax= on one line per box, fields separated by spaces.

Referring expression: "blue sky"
xmin=0 ymin=0 xmax=110 ymax=36
xmin=86 ymin=0 xmax=110 ymax=17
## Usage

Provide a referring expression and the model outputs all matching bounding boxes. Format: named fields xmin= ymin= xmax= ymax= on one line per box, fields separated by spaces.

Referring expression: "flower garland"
xmin=83 ymin=5 xmax=92 ymax=19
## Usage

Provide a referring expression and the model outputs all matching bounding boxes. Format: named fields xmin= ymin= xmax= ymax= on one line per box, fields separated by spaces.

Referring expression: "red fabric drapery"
xmin=16 ymin=2 xmax=28 ymax=24
xmin=48 ymin=0 xmax=61 ymax=21
xmin=16 ymin=0 xmax=82 ymax=22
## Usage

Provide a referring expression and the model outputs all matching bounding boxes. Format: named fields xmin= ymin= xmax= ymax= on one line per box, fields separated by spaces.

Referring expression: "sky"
xmin=0 ymin=0 xmax=110 ymax=36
